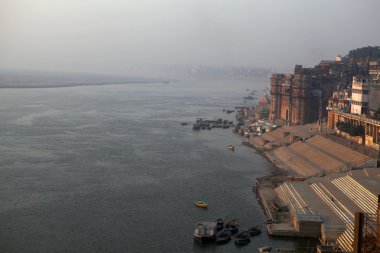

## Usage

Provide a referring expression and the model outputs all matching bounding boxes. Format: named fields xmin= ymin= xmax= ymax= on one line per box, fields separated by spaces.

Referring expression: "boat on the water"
xmin=181 ymin=122 xmax=188 ymax=126
xmin=194 ymin=201 xmax=208 ymax=208
xmin=215 ymin=218 xmax=224 ymax=231
xmin=215 ymin=229 xmax=231 ymax=244
xmin=227 ymin=145 xmax=235 ymax=151
xmin=193 ymin=221 xmax=217 ymax=242
xmin=259 ymin=246 xmax=272 ymax=253
xmin=235 ymin=231 xmax=250 ymax=239
xmin=248 ymin=225 xmax=262 ymax=236
xmin=192 ymin=123 xmax=201 ymax=130
xmin=225 ymin=219 xmax=239 ymax=234
xmin=234 ymin=237 xmax=250 ymax=246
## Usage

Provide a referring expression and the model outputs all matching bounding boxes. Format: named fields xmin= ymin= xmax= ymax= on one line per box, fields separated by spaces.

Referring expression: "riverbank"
xmin=239 ymin=118 xmax=379 ymax=251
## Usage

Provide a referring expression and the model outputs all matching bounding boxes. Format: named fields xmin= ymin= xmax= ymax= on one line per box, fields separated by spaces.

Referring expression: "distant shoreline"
xmin=0 ymin=81 xmax=173 ymax=89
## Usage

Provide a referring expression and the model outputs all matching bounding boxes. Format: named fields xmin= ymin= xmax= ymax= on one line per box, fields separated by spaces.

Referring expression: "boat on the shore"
xmin=227 ymin=145 xmax=235 ymax=151
xmin=194 ymin=201 xmax=208 ymax=208
xmin=259 ymin=246 xmax=272 ymax=252
xmin=225 ymin=219 xmax=239 ymax=234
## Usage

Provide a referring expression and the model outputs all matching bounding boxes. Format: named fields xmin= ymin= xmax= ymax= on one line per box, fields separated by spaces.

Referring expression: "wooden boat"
xmin=225 ymin=219 xmax=239 ymax=234
xmin=234 ymin=237 xmax=250 ymax=246
xmin=227 ymin=145 xmax=235 ymax=151
xmin=194 ymin=201 xmax=208 ymax=208
xmin=259 ymin=246 xmax=272 ymax=253
xmin=235 ymin=231 xmax=250 ymax=239
xmin=192 ymin=123 xmax=201 ymax=130
xmin=215 ymin=218 xmax=224 ymax=231
xmin=248 ymin=225 xmax=262 ymax=236
xmin=193 ymin=221 xmax=217 ymax=242
xmin=215 ymin=229 xmax=231 ymax=244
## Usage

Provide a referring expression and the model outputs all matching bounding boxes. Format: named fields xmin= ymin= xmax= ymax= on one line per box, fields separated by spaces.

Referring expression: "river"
xmin=0 ymin=79 xmax=315 ymax=252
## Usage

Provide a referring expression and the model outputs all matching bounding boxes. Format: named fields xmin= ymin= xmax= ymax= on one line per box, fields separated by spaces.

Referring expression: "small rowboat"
xmin=227 ymin=145 xmax=235 ymax=151
xmin=259 ymin=246 xmax=272 ymax=253
xmin=194 ymin=201 xmax=208 ymax=208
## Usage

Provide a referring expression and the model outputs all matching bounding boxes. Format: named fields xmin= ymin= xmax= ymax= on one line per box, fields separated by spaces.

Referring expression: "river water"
xmin=0 ymin=79 xmax=314 ymax=253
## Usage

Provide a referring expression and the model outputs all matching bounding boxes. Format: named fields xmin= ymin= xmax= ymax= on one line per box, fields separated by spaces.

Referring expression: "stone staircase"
xmin=331 ymin=175 xmax=377 ymax=219
xmin=310 ymin=182 xmax=354 ymax=252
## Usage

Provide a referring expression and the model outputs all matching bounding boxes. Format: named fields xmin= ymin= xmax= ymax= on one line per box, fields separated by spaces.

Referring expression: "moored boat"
xmin=227 ymin=145 xmax=235 ymax=151
xmin=235 ymin=230 xmax=250 ymax=239
xmin=215 ymin=218 xmax=224 ymax=231
xmin=225 ymin=219 xmax=239 ymax=234
xmin=194 ymin=201 xmax=208 ymax=208
xmin=248 ymin=225 xmax=262 ymax=236
xmin=259 ymin=246 xmax=272 ymax=253
xmin=193 ymin=221 xmax=217 ymax=242
xmin=215 ymin=229 xmax=231 ymax=244
xmin=234 ymin=237 xmax=250 ymax=246
xmin=192 ymin=123 xmax=201 ymax=130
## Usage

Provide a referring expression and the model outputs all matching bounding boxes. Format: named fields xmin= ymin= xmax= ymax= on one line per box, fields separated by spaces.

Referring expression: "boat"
xmin=194 ymin=201 xmax=208 ymax=208
xmin=248 ymin=225 xmax=262 ymax=236
xmin=259 ymin=246 xmax=272 ymax=253
xmin=215 ymin=229 xmax=231 ymax=244
xmin=235 ymin=231 xmax=250 ymax=239
xmin=181 ymin=122 xmax=188 ymax=126
xmin=215 ymin=218 xmax=224 ymax=231
xmin=193 ymin=221 xmax=217 ymax=242
xmin=225 ymin=219 xmax=239 ymax=234
xmin=192 ymin=123 xmax=201 ymax=130
xmin=227 ymin=145 xmax=235 ymax=151
xmin=226 ymin=110 xmax=235 ymax=114
xmin=234 ymin=237 xmax=251 ymax=246
xmin=243 ymin=95 xmax=256 ymax=100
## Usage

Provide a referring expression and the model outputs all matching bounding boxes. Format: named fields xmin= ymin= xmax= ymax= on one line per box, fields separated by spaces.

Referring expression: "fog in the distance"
xmin=1 ymin=0 xmax=380 ymax=75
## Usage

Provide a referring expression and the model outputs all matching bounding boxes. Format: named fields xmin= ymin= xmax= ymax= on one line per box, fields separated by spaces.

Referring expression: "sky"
xmin=1 ymin=0 xmax=380 ymax=74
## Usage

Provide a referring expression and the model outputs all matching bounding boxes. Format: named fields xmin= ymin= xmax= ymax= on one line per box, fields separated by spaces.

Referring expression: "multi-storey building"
xmin=270 ymin=62 xmax=345 ymax=125
xmin=351 ymin=76 xmax=370 ymax=115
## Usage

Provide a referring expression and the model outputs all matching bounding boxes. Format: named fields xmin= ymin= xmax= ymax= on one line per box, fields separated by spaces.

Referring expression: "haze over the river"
xmin=1 ymin=0 xmax=380 ymax=74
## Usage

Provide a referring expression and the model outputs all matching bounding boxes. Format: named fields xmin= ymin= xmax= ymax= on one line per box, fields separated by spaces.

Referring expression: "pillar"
xmin=353 ymin=212 xmax=364 ymax=253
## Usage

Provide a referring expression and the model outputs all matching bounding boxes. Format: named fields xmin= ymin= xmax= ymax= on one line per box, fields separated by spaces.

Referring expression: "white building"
xmin=350 ymin=76 xmax=369 ymax=115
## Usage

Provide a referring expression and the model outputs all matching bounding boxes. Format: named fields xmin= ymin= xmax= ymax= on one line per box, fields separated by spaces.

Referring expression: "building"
xmin=369 ymin=60 xmax=380 ymax=80
xmin=327 ymin=90 xmax=350 ymax=113
xmin=369 ymin=79 xmax=380 ymax=115
xmin=326 ymin=75 xmax=380 ymax=151
xmin=351 ymin=76 xmax=370 ymax=115
xmin=270 ymin=62 xmax=345 ymax=125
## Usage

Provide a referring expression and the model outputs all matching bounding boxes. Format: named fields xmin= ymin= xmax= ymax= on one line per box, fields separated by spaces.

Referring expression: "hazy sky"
xmin=1 ymin=0 xmax=380 ymax=74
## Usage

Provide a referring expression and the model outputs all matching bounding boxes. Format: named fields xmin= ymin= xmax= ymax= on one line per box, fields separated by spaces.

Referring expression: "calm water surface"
xmin=0 ymin=80 xmax=315 ymax=252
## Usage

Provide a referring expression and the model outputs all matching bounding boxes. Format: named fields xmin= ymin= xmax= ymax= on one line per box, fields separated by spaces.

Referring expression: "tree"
xmin=374 ymin=107 xmax=380 ymax=119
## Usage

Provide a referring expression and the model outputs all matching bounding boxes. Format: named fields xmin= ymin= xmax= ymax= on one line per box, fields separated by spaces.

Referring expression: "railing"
xmin=307 ymin=156 xmax=372 ymax=179
xmin=322 ymin=133 xmax=379 ymax=159
xmin=333 ymin=110 xmax=380 ymax=126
